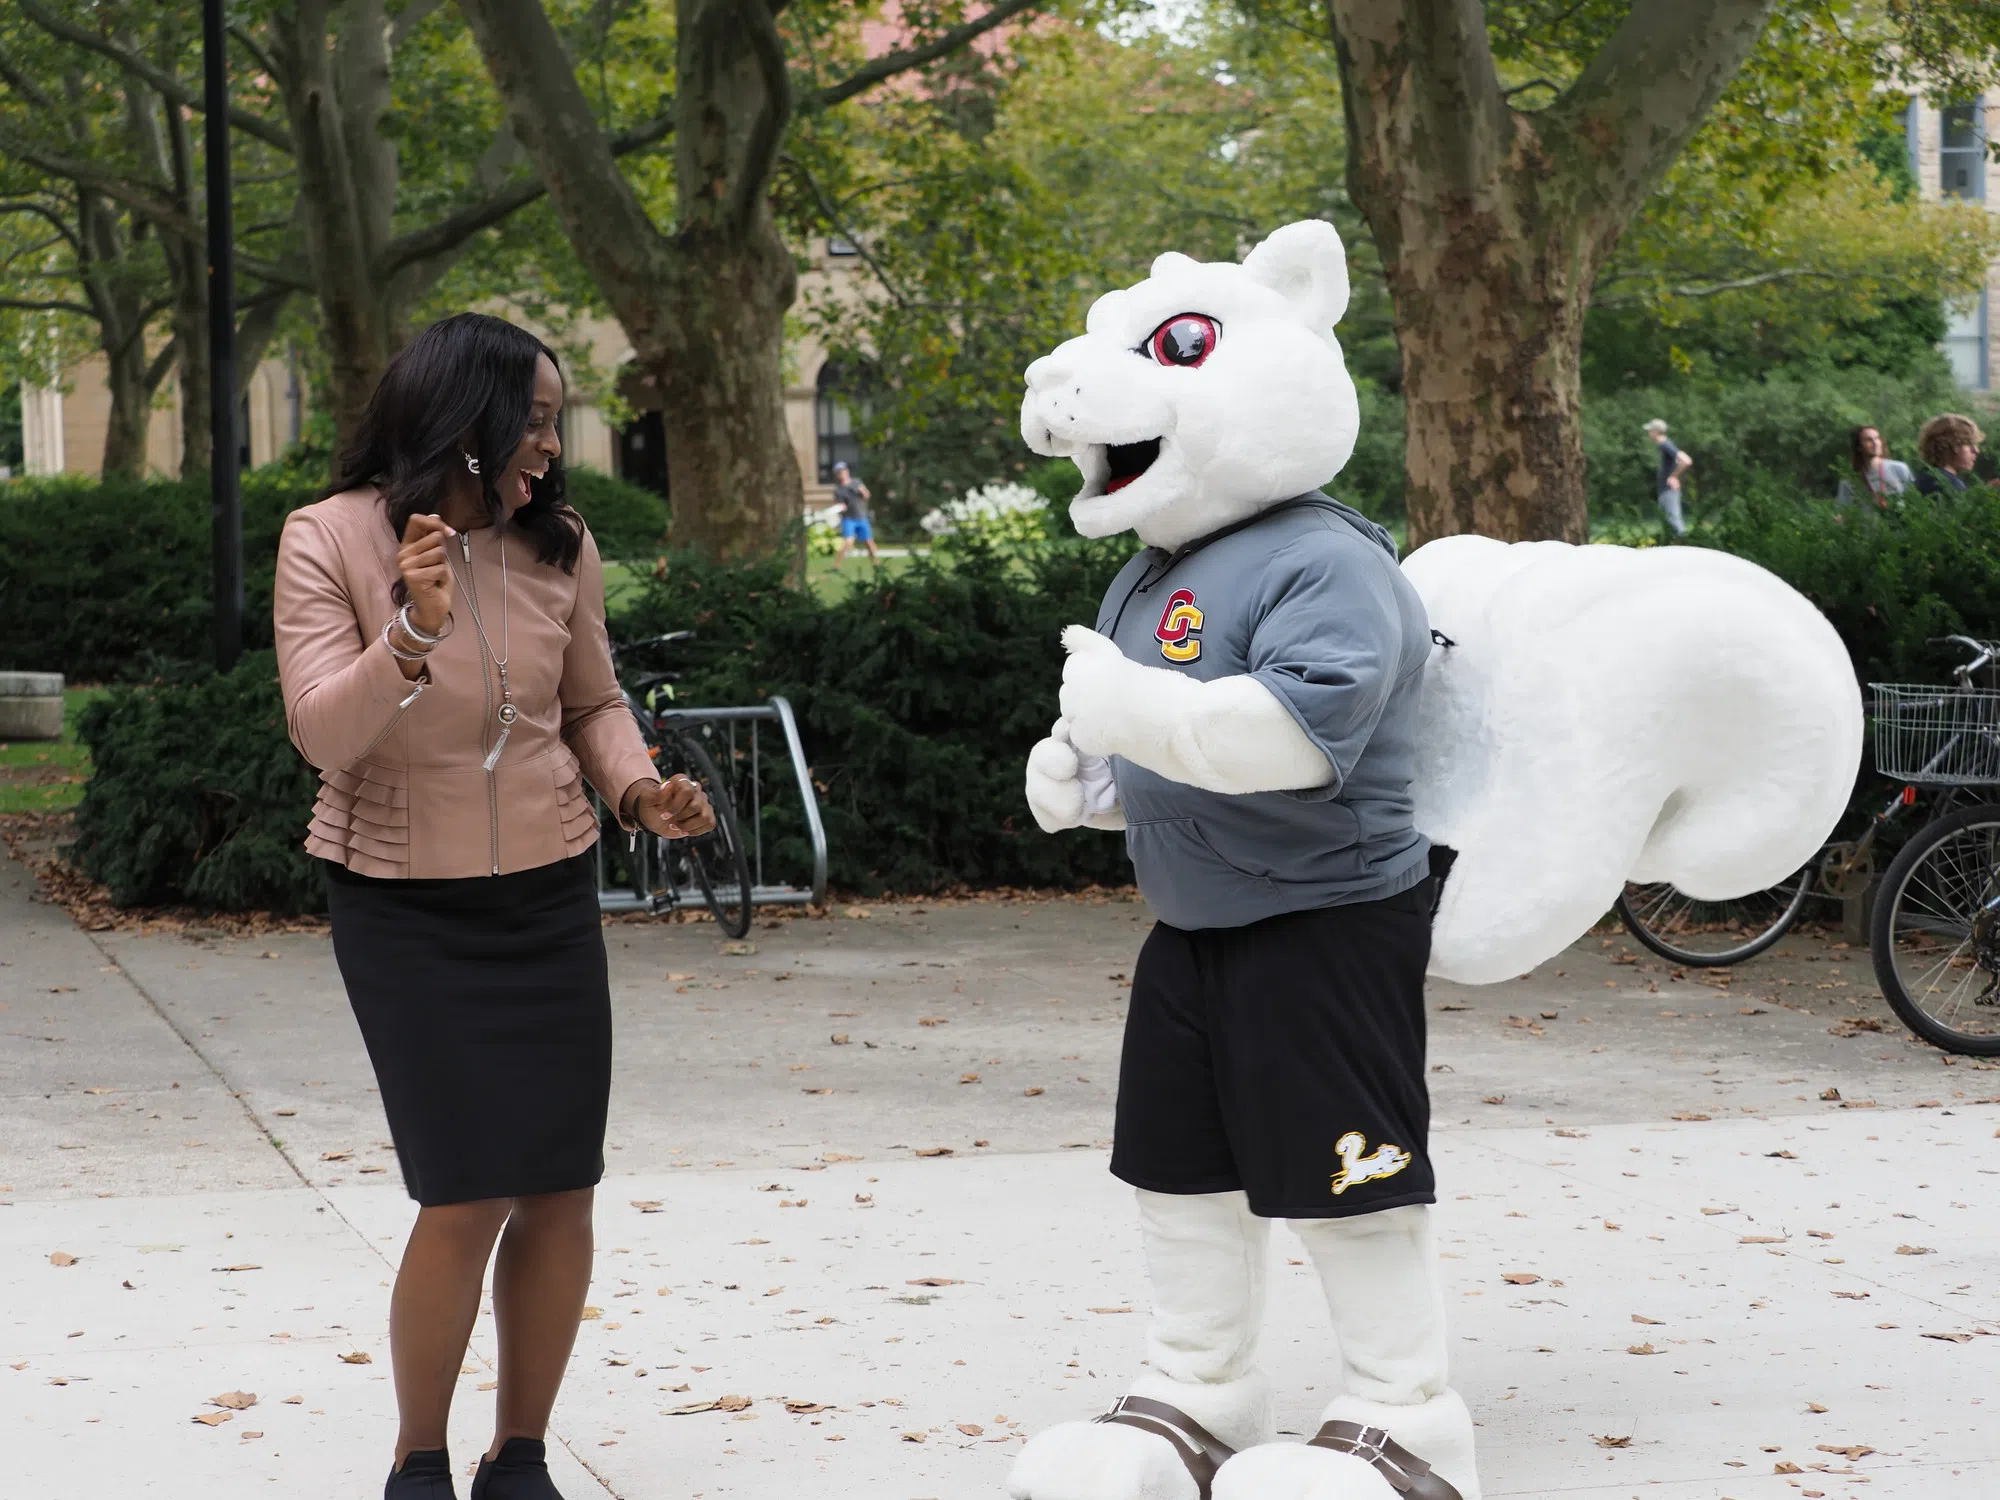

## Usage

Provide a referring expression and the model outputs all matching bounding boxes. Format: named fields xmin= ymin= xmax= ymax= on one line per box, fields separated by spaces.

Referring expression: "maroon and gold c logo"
xmin=1156 ymin=589 xmax=1204 ymax=663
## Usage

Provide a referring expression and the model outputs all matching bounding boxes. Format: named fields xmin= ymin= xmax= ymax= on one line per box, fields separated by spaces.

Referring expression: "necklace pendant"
xmin=497 ymin=701 xmax=519 ymax=727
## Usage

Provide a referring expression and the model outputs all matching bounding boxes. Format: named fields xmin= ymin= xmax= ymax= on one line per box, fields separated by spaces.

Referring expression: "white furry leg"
xmin=1008 ymin=1190 xmax=1272 ymax=1500
xmin=1212 ymin=1207 xmax=1480 ymax=1500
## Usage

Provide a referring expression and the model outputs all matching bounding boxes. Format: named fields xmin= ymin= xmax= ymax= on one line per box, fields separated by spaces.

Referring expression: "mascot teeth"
xmin=1013 ymin=216 xmax=1861 ymax=1500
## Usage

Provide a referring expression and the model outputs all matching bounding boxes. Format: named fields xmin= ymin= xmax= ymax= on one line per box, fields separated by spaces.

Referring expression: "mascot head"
xmin=1020 ymin=219 xmax=1357 ymax=552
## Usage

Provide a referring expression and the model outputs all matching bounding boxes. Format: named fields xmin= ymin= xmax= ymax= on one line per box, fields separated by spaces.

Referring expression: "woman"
xmin=1914 ymin=411 xmax=1986 ymax=497
xmin=1835 ymin=425 xmax=1914 ymax=508
xmin=274 ymin=313 xmax=713 ymax=1500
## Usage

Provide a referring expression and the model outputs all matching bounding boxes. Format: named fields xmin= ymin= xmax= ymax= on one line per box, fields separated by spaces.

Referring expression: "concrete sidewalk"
xmin=4 ymin=847 xmax=1999 ymax=1498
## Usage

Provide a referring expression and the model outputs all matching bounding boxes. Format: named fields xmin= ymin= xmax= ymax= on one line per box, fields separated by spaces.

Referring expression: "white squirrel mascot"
xmin=1012 ymin=220 xmax=1861 ymax=1500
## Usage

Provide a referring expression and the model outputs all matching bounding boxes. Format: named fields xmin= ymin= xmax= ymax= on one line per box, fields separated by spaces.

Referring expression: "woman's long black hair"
xmin=326 ymin=312 xmax=583 ymax=582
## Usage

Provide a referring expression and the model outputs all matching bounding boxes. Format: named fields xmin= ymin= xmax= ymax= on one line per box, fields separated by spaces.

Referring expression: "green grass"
xmin=602 ymin=545 xmax=931 ymax=616
xmin=0 ymin=686 xmax=105 ymax=814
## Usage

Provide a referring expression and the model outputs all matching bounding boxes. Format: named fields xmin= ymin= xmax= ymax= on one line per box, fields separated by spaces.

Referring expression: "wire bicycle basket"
xmin=1869 ymin=683 xmax=2000 ymax=786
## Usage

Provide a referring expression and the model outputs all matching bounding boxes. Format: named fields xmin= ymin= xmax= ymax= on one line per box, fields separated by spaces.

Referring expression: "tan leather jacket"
xmin=274 ymin=488 xmax=657 ymax=879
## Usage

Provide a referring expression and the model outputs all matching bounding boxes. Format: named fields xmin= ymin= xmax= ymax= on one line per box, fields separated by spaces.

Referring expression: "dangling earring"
xmin=463 ymin=452 xmax=481 ymax=476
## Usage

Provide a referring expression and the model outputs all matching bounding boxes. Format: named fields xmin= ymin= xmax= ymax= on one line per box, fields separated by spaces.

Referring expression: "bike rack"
xmin=594 ymin=695 xmax=829 ymax=915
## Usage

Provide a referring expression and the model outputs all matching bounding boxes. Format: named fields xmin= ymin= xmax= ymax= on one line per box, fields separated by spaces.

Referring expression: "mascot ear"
xmin=1241 ymin=220 xmax=1350 ymax=332
xmin=1149 ymin=250 xmax=1202 ymax=281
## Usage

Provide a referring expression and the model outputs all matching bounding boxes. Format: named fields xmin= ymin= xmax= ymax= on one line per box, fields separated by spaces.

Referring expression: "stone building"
xmin=1908 ymin=94 xmax=1998 ymax=390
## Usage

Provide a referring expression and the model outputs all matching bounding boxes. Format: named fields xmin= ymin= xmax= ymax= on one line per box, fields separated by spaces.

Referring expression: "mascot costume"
xmin=1011 ymin=220 xmax=1861 ymax=1500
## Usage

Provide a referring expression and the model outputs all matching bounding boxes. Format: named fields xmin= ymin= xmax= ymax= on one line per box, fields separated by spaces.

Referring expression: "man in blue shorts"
xmin=831 ymin=461 xmax=878 ymax=567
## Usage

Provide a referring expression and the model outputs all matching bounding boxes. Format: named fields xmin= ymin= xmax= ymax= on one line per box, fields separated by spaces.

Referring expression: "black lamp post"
xmin=203 ymin=0 xmax=241 ymax=671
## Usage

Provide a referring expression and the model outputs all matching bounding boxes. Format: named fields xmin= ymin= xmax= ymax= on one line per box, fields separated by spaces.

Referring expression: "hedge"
xmin=0 ymin=465 xmax=668 ymax=681
xmin=64 ymin=477 xmax=2000 ymax=913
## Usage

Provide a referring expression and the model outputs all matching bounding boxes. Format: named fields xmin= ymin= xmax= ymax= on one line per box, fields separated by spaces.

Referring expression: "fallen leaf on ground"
xmin=320 ymin=1150 xmax=353 ymax=1162
xmin=785 ymin=1400 xmax=829 ymax=1414
xmin=1775 ymin=1460 xmax=1804 ymax=1473
xmin=191 ymin=1411 xmax=232 ymax=1427
xmin=1817 ymin=1443 xmax=1874 ymax=1459
xmin=209 ymin=1391 xmax=257 ymax=1410
xmin=1481 ymin=1095 xmax=1506 ymax=1105
xmin=1023 ymin=1087 xmax=1044 ymax=1097
xmin=1593 ymin=1434 xmax=1631 ymax=1448
xmin=1501 ymin=1273 xmax=1541 ymax=1286
xmin=1626 ymin=1343 xmax=1660 ymax=1355
xmin=1766 ymin=1150 xmax=1797 ymax=1159
xmin=901 ymin=1431 xmax=925 ymax=1443
xmin=908 ymin=1278 xmax=961 ymax=1287
xmin=959 ymin=1073 xmax=980 ymax=1084
xmin=1740 ymin=1236 xmax=1787 ymax=1245
xmin=914 ymin=1147 xmax=953 ymax=1157
xmin=1806 ymin=1401 xmax=1828 ymax=1413
xmin=580 ymin=1307 xmax=602 ymax=1319
xmin=1669 ymin=1112 xmax=1712 ymax=1121
xmin=1896 ymin=1245 xmax=1935 ymax=1256
xmin=918 ymin=1017 xmax=946 ymax=1026
xmin=213 ymin=1264 xmax=262 ymax=1273
xmin=48 ymin=1252 xmax=76 ymax=1267
xmin=338 ymin=1352 xmax=372 ymax=1365
xmin=1631 ymin=1314 xmax=1663 ymax=1325
xmin=1089 ymin=1305 xmax=1133 ymax=1314
xmin=958 ymin=1422 xmax=985 ymax=1436
xmin=1833 ymin=1290 xmax=1870 ymax=1300
xmin=631 ymin=1201 xmax=663 ymax=1213
xmin=1923 ymin=1331 xmax=1975 ymax=1343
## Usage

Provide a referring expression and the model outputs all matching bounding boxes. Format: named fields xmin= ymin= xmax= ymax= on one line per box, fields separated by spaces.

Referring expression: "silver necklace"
xmin=453 ymin=523 xmax=515 ymax=771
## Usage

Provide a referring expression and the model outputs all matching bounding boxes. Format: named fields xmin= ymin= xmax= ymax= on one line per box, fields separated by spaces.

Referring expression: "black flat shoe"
xmin=469 ymin=1438 xmax=563 ymax=1500
xmin=385 ymin=1447 xmax=457 ymax=1499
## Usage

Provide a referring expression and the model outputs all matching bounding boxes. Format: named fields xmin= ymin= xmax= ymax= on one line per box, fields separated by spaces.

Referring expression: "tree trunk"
xmin=652 ymin=229 xmax=801 ymax=557
xmin=98 ymin=329 xmax=152 ymax=478
xmin=1328 ymin=0 xmax=1778 ymax=546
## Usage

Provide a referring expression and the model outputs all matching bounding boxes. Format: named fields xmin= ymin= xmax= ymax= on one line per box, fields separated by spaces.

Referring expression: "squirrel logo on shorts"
xmin=1156 ymin=589 xmax=1204 ymax=663
xmin=1330 ymin=1132 xmax=1412 ymax=1196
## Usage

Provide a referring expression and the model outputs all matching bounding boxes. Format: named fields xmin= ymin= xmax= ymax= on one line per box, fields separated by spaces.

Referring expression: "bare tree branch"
xmin=1593 ymin=267 xmax=1839 ymax=306
xmin=0 ymin=198 xmax=82 ymax=252
xmin=806 ymin=0 xmax=1044 ymax=113
xmin=733 ymin=0 xmax=793 ymax=235
xmin=783 ymin=152 xmax=908 ymax=306
xmin=17 ymin=0 xmax=295 ymax=153
xmin=378 ymin=108 xmax=675 ymax=276
xmin=0 ymin=295 xmax=97 ymax=316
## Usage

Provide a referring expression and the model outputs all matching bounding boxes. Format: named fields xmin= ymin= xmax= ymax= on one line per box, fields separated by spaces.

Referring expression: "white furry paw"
xmin=1059 ymin=626 xmax=1163 ymax=762
xmin=1006 ymin=1417 xmax=1202 ymax=1500
xmin=1027 ymin=728 xmax=1088 ymax=833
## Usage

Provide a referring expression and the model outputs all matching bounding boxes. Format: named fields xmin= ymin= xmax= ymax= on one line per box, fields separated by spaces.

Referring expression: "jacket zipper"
xmin=352 ymin=678 xmax=427 ymax=763
xmin=461 ymin=532 xmax=502 ymax=876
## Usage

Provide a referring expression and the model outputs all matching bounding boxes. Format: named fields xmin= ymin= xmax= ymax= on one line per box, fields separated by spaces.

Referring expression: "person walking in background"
xmin=1914 ymin=412 xmax=1986 ymax=497
xmin=831 ymin=460 xmax=879 ymax=568
xmin=1645 ymin=418 xmax=1693 ymax=535
xmin=1836 ymin=425 xmax=1915 ymax=508
xmin=275 ymin=313 xmax=715 ymax=1500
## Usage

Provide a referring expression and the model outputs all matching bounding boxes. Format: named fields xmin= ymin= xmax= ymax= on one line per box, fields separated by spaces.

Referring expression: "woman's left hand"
xmin=632 ymin=774 xmax=716 ymax=839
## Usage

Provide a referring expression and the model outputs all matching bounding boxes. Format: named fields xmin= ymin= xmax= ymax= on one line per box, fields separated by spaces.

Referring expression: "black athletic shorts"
xmin=1109 ymin=880 xmax=1435 ymax=1220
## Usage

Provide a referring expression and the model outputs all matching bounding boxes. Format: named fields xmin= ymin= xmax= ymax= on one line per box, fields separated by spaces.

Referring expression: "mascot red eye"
xmin=1146 ymin=314 xmax=1218 ymax=368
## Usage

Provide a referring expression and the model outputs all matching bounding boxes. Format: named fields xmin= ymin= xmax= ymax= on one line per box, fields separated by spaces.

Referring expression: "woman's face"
xmin=1858 ymin=428 xmax=1883 ymax=460
xmin=1955 ymin=439 xmax=1980 ymax=473
xmin=501 ymin=354 xmax=564 ymax=516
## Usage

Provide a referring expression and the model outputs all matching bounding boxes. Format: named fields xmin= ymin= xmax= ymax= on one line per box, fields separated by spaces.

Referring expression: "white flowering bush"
xmin=805 ymin=502 xmax=844 ymax=558
xmin=920 ymin=482 xmax=1050 ymax=546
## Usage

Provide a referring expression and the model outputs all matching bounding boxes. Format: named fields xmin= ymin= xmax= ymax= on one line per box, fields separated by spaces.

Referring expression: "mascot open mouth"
xmin=1104 ymin=438 xmax=1161 ymax=493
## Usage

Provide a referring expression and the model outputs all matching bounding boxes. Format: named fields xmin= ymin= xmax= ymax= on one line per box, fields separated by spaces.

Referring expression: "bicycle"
xmin=606 ymin=631 xmax=756 ymax=939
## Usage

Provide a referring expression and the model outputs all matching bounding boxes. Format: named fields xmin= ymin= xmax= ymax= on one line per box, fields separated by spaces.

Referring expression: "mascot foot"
xmin=1007 ymin=1377 xmax=1270 ymax=1500
xmin=1211 ymin=1393 xmax=1479 ymax=1500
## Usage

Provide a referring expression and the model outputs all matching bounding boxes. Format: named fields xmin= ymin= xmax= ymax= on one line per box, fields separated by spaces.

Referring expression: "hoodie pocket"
xmin=1124 ymin=815 xmax=1278 ymax=924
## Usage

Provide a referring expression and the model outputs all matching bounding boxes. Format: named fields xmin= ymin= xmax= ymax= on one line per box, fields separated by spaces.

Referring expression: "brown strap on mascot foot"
xmin=1093 ymin=1395 xmax=1236 ymax=1498
xmin=1307 ymin=1421 xmax=1464 ymax=1500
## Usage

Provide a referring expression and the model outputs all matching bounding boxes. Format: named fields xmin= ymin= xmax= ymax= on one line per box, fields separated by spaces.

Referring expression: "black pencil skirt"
xmin=322 ymin=850 xmax=611 ymax=1207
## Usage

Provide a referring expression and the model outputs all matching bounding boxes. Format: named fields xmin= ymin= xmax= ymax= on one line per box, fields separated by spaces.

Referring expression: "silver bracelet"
xmin=397 ymin=602 xmax=453 ymax=646
xmin=381 ymin=616 xmax=432 ymax=662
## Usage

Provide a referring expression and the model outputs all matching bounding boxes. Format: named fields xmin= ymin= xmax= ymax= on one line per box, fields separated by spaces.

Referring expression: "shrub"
xmin=607 ymin=532 xmax=1135 ymax=895
xmin=0 ymin=466 xmax=670 ymax=679
xmin=70 ymin=651 xmax=324 ymax=913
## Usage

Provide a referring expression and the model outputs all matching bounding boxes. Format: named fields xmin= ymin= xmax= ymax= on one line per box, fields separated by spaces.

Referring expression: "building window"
xmin=815 ymin=362 xmax=863 ymax=482
xmin=1945 ymin=289 xmax=1989 ymax=390
xmin=1941 ymin=101 xmax=1985 ymax=202
xmin=617 ymin=410 xmax=669 ymax=498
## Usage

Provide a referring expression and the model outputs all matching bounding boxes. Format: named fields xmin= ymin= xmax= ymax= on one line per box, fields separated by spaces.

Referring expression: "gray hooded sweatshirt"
xmin=1093 ymin=493 xmax=1432 ymax=930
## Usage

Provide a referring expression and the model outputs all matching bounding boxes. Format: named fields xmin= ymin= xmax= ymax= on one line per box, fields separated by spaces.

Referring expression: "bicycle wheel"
xmin=1616 ymin=862 xmax=1815 ymax=967
xmin=1870 ymin=802 xmax=2000 ymax=1056
xmin=655 ymin=732 xmax=754 ymax=939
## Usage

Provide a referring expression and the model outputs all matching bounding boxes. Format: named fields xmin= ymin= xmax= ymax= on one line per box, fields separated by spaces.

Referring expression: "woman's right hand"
xmin=398 ymin=512 xmax=457 ymax=637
